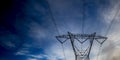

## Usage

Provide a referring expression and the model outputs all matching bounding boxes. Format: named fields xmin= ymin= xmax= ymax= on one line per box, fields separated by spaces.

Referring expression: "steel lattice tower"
xmin=56 ymin=32 xmax=107 ymax=60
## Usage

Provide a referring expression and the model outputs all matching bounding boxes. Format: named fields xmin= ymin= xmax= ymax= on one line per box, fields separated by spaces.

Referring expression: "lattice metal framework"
xmin=56 ymin=32 xmax=107 ymax=60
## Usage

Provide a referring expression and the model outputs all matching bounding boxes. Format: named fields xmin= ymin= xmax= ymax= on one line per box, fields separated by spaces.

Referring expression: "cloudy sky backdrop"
xmin=0 ymin=0 xmax=120 ymax=60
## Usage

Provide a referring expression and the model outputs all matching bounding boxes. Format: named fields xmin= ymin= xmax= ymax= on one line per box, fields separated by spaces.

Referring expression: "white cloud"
xmin=27 ymin=58 xmax=37 ymax=60
xmin=29 ymin=54 xmax=45 ymax=59
xmin=100 ymin=0 xmax=120 ymax=24
xmin=15 ymin=45 xmax=48 ymax=60
xmin=44 ymin=42 xmax=75 ymax=60
xmin=15 ymin=48 xmax=29 ymax=55
xmin=100 ymin=0 xmax=120 ymax=45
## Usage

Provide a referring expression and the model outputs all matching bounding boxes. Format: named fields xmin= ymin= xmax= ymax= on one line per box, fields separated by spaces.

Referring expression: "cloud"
xmin=98 ymin=41 xmax=120 ymax=60
xmin=100 ymin=0 xmax=120 ymax=24
xmin=100 ymin=0 xmax=120 ymax=42
xmin=15 ymin=44 xmax=47 ymax=60
xmin=0 ymin=33 xmax=22 ymax=50
xmin=96 ymin=0 xmax=120 ymax=60
xmin=44 ymin=42 xmax=75 ymax=60
xmin=109 ymin=48 xmax=120 ymax=60
xmin=15 ymin=49 xmax=29 ymax=55
xmin=27 ymin=58 xmax=37 ymax=60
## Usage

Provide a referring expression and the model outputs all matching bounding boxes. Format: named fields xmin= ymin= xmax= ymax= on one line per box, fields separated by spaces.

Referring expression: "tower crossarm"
xmin=56 ymin=34 xmax=107 ymax=40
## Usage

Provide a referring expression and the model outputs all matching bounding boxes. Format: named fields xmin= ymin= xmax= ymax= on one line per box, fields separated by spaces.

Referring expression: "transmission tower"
xmin=56 ymin=32 xmax=107 ymax=60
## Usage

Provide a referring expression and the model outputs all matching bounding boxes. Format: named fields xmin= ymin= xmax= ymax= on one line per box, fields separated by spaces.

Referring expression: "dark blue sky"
xmin=0 ymin=0 xmax=120 ymax=60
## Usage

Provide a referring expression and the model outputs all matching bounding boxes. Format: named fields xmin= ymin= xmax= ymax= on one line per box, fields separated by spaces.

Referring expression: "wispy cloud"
xmin=15 ymin=44 xmax=47 ymax=60
xmin=44 ymin=42 xmax=74 ymax=60
xmin=96 ymin=0 xmax=120 ymax=60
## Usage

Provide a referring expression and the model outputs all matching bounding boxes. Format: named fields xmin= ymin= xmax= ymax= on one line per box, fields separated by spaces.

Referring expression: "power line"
xmin=105 ymin=3 xmax=120 ymax=36
xmin=46 ymin=0 xmax=60 ymax=35
xmin=96 ymin=44 xmax=102 ymax=60
xmin=96 ymin=2 xmax=120 ymax=60
xmin=46 ymin=0 xmax=67 ymax=60
xmin=61 ymin=44 xmax=67 ymax=60
xmin=81 ymin=0 xmax=86 ymax=34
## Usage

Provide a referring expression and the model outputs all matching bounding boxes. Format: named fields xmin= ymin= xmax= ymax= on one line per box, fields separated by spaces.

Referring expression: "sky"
xmin=0 ymin=0 xmax=120 ymax=60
